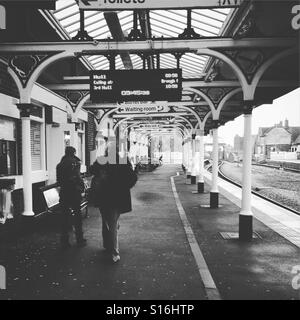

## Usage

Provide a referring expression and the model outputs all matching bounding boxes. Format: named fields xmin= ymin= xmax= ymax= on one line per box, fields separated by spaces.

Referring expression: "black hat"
xmin=65 ymin=146 xmax=76 ymax=156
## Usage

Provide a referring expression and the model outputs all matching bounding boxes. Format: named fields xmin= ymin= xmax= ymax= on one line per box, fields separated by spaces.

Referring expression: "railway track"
xmin=216 ymin=162 xmax=300 ymax=216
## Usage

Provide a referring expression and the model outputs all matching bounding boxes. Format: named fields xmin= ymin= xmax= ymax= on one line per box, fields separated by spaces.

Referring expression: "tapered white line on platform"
xmin=170 ymin=176 xmax=221 ymax=300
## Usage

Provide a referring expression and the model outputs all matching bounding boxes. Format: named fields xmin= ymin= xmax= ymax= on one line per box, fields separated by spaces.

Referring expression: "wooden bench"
xmin=40 ymin=182 xmax=89 ymax=218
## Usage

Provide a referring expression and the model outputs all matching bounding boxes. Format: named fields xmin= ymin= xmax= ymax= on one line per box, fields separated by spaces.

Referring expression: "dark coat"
xmin=56 ymin=155 xmax=85 ymax=206
xmin=90 ymin=159 xmax=137 ymax=214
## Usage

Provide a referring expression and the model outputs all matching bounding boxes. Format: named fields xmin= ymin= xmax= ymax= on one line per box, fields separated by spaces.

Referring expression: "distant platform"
xmin=269 ymin=159 xmax=300 ymax=164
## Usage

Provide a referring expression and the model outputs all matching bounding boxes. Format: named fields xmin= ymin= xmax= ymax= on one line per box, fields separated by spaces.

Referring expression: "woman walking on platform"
xmin=89 ymin=141 xmax=137 ymax=263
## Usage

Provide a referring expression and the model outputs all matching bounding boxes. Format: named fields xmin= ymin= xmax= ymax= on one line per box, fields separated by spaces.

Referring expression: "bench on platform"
xmin=40 ymin=182 xmax=89 ymax=218
xmin=135 ymin=160 xmax=160 ymax=173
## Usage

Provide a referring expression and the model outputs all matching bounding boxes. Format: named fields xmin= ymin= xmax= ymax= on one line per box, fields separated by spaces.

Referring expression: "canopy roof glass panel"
xmin=51 ymin=0 xmax=232 ymax=79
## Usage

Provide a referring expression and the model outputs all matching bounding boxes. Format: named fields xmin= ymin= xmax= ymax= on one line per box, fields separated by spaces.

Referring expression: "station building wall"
xmin=0 ymin=71 xmax=93 ymax=215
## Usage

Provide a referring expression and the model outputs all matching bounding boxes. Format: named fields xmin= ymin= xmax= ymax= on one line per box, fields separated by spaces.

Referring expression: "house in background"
xmin=291 ymin=135 xmax=300 ymax=153
xmin=255 ymin=120 xmax=300 ymax=160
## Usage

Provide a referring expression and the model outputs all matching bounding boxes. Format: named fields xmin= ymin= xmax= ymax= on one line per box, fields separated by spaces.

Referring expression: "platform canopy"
xmin=52 ymin=0 xmax=232 ymax=79
xmin=0 ymin=0 xmax=298 ymax=134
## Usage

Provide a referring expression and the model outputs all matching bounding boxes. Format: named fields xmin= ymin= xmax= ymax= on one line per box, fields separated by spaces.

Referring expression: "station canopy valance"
xmin=51 ymin=0 xmax=232 ymax=79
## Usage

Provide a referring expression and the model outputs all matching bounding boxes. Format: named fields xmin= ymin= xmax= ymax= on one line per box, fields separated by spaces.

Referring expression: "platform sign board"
xmin=90 ymin=69 xmax=182 ymax=103
xmin=79 ymin=0 xmax=243 ymax=10
xmin=118 ymin=105 xmax=170 ymax=114
xmin=139 ymin=124 xmax=161 ymax=129
xmin=0 ymin=1 xmax=56 ymax=9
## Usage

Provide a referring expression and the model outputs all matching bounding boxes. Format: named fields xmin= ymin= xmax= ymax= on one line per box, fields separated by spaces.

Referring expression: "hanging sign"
xmin=79 ymin=0 xmax=243 ymax=10
xmin=0 ymin=1 xmax=56 ymax=9
xmin=90 ymin=69 xmax=182 ymax=103
xmin=118 ymin=105 xmax=170 ymax=114
xmin=139 ymin=124 xmax=161 ymax=129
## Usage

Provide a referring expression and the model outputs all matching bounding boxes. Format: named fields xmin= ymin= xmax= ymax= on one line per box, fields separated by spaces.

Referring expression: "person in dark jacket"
xmin=90 ymin=141 xmax=137 ymax=263
xmin=56 ymin=146 xmax=87 ymax=248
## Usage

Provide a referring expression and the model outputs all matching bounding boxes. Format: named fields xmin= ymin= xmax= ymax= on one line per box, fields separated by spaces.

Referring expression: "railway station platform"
xmin=0 ymin=165 xmax=299 ymax=300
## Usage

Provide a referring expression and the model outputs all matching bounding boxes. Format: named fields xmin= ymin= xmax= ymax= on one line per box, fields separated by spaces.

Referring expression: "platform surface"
xmin=0 ymin=165 xmax=299 ymax=300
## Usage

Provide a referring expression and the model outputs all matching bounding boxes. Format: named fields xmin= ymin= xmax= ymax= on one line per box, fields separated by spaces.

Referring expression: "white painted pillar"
xmin=191 ymin=135 xmax=197 ymax=184
xmin=185 ymin=141 xmax=189 ymax=170
xmin=18 ymin=104 xmax=34 ymax=216
xmin=142 ymin=143 xmax=145 ymax=158
xmin=186 ymin=139 xmax=192 ymax=180
xmin=197 ymin=131 xmax=205 ymax=193
xmin=138 ymin=142 xmax=141 ymax=160
xmin=189 ymin=139 xmax=193 ymax=172
xmin=239 ymin=105 xmax=254 ymax=241
xmin=182 ymin=141 xmax=187 ymax=170
xmin=210 ymin=122 xmax=219 ymax=208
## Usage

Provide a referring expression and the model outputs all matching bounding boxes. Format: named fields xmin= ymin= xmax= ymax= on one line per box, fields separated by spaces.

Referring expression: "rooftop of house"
xmin=293 ymin=134 xmax=300 ymax=145
xmin=259 ymin=120 xmax=300 ymax=144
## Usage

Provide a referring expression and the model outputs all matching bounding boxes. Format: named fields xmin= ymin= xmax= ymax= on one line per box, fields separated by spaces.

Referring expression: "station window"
xmin=0 ymin=117 xmax=17 ymax=176
xmin=77 ymin=122 xmax=85 ymax=131
xmin=30 ymin=121 xmax=42 ymax=171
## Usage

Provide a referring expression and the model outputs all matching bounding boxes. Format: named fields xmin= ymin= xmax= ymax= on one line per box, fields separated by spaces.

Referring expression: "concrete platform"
xmin=203 ymin=170 xmax=300 ymax=248
xmin=0 ymin=166 xmax=206 ymax=300
xmin=0 ymin=165 xmax=299 ymax=300
xmin=177 ymin=173 xmax=300 ymax=300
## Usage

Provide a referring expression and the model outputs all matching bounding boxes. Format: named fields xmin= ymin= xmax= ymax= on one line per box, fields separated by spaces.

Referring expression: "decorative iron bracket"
xmin=8 ymin=54 xmax=56 ymax=88
xmin=179 ymin=10 xmax=200 ymax=39
xmin=72 ymin=10 xmax=93 ymax=41
xmin=128 ymin=11 xmax=144 ymax=40
xmin=56 ymin=90 xmax=90 ymax=112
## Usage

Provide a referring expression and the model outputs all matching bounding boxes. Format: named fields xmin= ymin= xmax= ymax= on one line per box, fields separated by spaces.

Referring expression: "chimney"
xmin=279 ymin=121 xmax=283 ymax=127
xmin=284 ymin=119 xmax=289 ymax=128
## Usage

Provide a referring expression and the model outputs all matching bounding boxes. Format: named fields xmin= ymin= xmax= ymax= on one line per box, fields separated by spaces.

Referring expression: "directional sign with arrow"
xmin=79 ymin=0 xmax=243 ymax=11
xmin=118 ymin=105 xmax=170 ymax=114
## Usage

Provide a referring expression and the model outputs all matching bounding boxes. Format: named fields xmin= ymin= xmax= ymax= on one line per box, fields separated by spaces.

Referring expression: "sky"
xmin=218 ymin=88 xmax=300 ymax=146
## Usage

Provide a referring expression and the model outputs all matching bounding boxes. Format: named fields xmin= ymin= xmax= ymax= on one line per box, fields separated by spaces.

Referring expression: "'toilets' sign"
xmin=79 ymin=0 xmax=243 ymax=10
